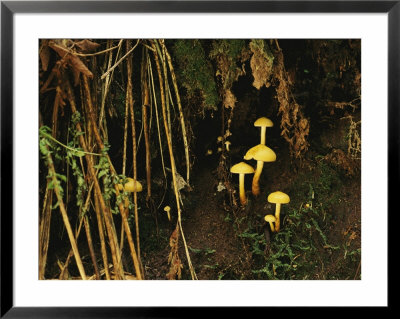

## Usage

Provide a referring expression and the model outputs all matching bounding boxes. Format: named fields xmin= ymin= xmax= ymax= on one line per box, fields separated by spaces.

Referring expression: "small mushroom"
xmin=244 ymin=144 xmax=276 ymax=196
xmin=268 ymin=191 xmax=290 ymax=232
xmin=264 ymin=214 xmax=276 ymax=233
xmin=254 ymin=117 xmax=273 ymax=145
xmin=230 ymin=162 xmax=255 ymax=205
xmin=117 ymin=178 xmax=143 ymax=208
xmin=164 ymin=206 xmax=171 ymax=221
xmin=225 ymin=141 xmax=231 ymax=151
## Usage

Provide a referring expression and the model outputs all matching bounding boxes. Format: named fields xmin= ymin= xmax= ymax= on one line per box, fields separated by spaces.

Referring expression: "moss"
xmin=172 ymin=40 xmax=219 ymax=111
xmin=209 ymin=39 xmax=246 ymax=60
xmin=209 ymin=39 xmax=247 ymax=88
xmin=249 ymin=39 xmax=274 ymax=89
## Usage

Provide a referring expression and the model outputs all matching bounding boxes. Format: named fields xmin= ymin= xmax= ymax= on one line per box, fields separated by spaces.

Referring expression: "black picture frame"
xmin=1 ymin=1 xmax=394 ymax=317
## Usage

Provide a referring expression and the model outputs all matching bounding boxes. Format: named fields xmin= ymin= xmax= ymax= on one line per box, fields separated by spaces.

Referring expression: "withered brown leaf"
xmin=166 ymin=226 xmax=183 ymax=280
xmin=48 ymin=41 xmax=93 ymax=85
xmin=39 ymin=40 xmax=50 ymax=72
xmin=75 ymin=39 xmax=101 ymax=53
xmin=223 ymin=89 xmax=237 ymax=109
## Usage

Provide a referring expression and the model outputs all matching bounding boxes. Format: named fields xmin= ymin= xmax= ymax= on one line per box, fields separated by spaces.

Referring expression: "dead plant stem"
xmin=125 ymin=41 xmax=144 ymax=278
xmin=141 ymin=51 xmax=152 ymax=200
xmin=43 ymin=144 xmax=87 ymax=280
xmin=152 ymin=41 xmax=197 ymax=280
xmin=84 ymin=215 xmax=101 ymax=280
xmin=101 ymin=39 xmax=140 ymax=80
xmin=39 ymin=184 xmax=52 ymax=280
xmin=160 ymin=40 xmax=190 ymax=185
xmin=74 ymin=43 xmax=121 ymax=57
xmin=67 ymin=78 xmax=125 ymax=279
xmin=148 ymin=57 xmax=168 ymax=209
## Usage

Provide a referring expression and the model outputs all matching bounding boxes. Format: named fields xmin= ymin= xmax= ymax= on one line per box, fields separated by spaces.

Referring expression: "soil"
xmin=142 ymin=158 xmax=250 ymax=280
xmin=180 ymin=165 xmax=250 ymax=280
xmin=141 ymin=143 xmax=361 ymax=280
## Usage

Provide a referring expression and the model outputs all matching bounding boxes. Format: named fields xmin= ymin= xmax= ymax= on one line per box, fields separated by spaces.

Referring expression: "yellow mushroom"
xmin=230 ymin=162 xmax=255 ymax=206
xmin=117 ymin=178 xmax=143 ymax=208
xmin=225 ymin=141 xmax=231 ymax=151
xmin=254 ymin=117 xmax=273 ymax=145
xmin=264 ymin=214 xmax=276 ymax=232
xmin=244 ymin=144 xmax=276 ymax=196
xmin=267 ymin=191 xmax=290 ymax=232
xmin=164 ymin=206 xmax=171 ymax=221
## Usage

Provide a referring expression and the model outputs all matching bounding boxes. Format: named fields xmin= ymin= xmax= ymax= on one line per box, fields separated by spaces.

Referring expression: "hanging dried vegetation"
xmin=39 ymin=39 xmax=197 ymax=280
xmin=247 ymin=39 xmax=310 ymax=159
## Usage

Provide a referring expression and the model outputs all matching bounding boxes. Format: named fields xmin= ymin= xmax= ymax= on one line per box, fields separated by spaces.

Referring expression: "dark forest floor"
xmin=141 ymin=147 xmax=361 ymax=280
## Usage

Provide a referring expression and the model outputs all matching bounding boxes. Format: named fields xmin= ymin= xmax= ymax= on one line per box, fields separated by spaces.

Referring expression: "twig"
xmin=94 ymin=192 xmax=111 ymax=280
xmin=84 ymin=215 xmax=100 ymax=280
xmin=74 ymin=43 xmax=121 ymax=57
xmin=100 ymin=39 xmax=140 ymax=80
xmin=141 ymin=50 xmax=152 ymax=200
xmin=39 ymin=183 xmax=52 ymax=280
xmin=39 ymin=131 xmax=102 ymax=156
xmin=81 ymin=182 xmax=100 ymax=280
xmin=122 ymin=43 xmax=129 ymax=177
xmin=126 ymin=40 xmax=144 ymax=278
xmin=99 ymin=40 xmax=123 ymax=130
xmin=148 ymin=57 xmax=168 ymax=210
xmin=159 ymin=40 xmax=191 ymax=185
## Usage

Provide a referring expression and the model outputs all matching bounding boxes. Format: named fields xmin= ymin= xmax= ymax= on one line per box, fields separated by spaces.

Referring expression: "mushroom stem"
xmin=164 ymin=206 xmax=171 ymax=221
xmin=260 ymin=126 xmax=267 ymax=145
xmin=275 ymin=203 xmax=282 ymax=232
xmin=268 ymin=221 xmax=275 ymax=232
xmin=252 ymin=160 xmax=264 ymax=196
xmin=239 ymin=173 xmax=247 ymax=205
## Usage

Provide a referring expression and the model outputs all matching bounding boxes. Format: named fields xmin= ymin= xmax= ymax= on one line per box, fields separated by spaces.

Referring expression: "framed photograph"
xmin=1 ymin=0 xmax=394 ymax=316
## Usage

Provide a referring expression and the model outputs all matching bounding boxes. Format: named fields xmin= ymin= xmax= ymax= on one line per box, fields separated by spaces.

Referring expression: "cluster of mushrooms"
xmin=117 ymin=178 xmax=142 ymax=206
xmin=230 ymin=117 xmax=290 ymax=233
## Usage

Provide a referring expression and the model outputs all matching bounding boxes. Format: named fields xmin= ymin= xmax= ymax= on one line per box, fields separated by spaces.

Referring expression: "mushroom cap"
xmin=164 ymin=206 xmax=171 ymax=212
xmin=254 ymin=117 xmax=273 ymax=128
xmin=268 ymin=191 xmax=290 ymax=204
xmin=230 ymin=162 xmax=255 ymax=174
xmin=264 ymin=214 xmax=276 ymax=223
xmin=121 ymin=178 xmax=143 ymax=193
xmin=225 ymin=141 xmax=231 ymax=145
xmin=244 ymin=144 xmax=276 ymax=162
